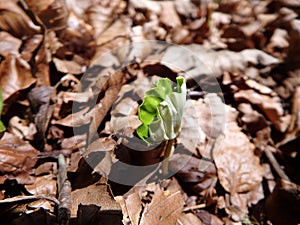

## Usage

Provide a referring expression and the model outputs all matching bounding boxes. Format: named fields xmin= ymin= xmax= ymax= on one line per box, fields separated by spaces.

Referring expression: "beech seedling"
xmin=136 ymin=77 xmax=186 ymax=174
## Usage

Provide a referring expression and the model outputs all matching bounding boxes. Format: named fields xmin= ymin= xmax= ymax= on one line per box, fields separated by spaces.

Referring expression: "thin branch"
xmin=264 ymin=146 xmax=290 ymax=181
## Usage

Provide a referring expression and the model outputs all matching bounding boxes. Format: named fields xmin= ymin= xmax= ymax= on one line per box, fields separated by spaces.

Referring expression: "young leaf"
xmin=137 ymin=77 xmax=186 ymax=144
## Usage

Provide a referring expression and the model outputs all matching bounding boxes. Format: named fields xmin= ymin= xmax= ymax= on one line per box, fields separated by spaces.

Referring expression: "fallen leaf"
xmin=0 ymin=133 xmax=39 ymax=184
xmin=213 ymin=105 xmax=264 ymax=194
xmin=0 ymin=54 xmax=36 ymax=102
xmin=0 ymin=31 xmax=22 ymax=57
xmin=177 ymin=213 xmax=205 ymax=225
xmin=71 ymin=181 xmax=121 ymax=217
xmin=0 ymin=0 xmax=41 ymax=37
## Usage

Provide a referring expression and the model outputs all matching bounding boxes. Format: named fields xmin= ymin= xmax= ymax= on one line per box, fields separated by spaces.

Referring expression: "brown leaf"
xmin=24 ymin=0 xmax=68 ymax=34
xmin=71 ymin=181 xmax=121 ymax=217
xmin=0 ymin=0 xmax=41 ymax=37
xmin=139 ymin=189 xmax=184 ymax=225
xmin=213 ymin=105 xmax=264 ymax=194
xmin=0 ymin=133 xmax=39 ymax=184
xmin=234 ymin=89 xmax=286 ymax=131
xmin=0 ymin=31 xmax=22 ymax=57
xmin=53 ymin=57 xmax=86 ymax=74
xmin=0 ymin=54 xmax=36 ymax=102
xmin=86 ymin=0 xmax=126 ymax=38
xmin=25 ymin=174 xmax=57 ymax=197
xmin=20 ymin=34 xmax=44 ymax=62
xmin=116 ymin=182 xmax=185 ymax=225
xmin=177 ymin=213 xmax=205 ymax=225
xmin=158 ymin=1 xmax=182 ymax=28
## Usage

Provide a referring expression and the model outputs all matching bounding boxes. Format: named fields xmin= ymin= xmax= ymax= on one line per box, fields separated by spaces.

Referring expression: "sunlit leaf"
xmin=137 ymin=77 xmax=186 ymax=144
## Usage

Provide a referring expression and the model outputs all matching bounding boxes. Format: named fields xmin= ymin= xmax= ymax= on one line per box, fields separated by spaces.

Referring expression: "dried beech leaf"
xmin=0 ymin=0 xmax=41 ymax=37
xmin=0 ymin=31 xmax=22 ymax=57
xmin=86 ymin=0 xmax=126 ymax=38
xmin=20 ymin=34 xmax=44 ymax=62
xmin=158 ymin=1 xmax=182 ymax=28
xmin=234 ymin=89 xmax=285 ymax=131
xmin=139 ymin=189 xmax=184 ymax=225
xmin=25 ymin=174 xmax=57 ymax=197
xmin=0 ymin=54 xmax=35 ymax=102
xmin=177 ymin=213 xmax=205 ymax=225
xmin=53 ymin=57 xmax=86 ymax=74
xmin=24 ymin=0 xmax=68 ymax=33
xmin=71 ymin=182 xmax=121 ymax=217
xmin=0 ymin=133 xmax=39 ymax=184
xmin=213 ymin=105 xmax=264 ymax=194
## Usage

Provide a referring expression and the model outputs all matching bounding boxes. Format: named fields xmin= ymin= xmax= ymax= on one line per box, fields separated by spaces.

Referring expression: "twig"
xmin=264 ymin=146 xmax=290 ymax=181
xmin=183 ymin=203 xmax=206 ymax=212
xmin=162 ymin=139 xmax=175 ymax=176
xmin=57 ymin=154 xmax=71 ymax=225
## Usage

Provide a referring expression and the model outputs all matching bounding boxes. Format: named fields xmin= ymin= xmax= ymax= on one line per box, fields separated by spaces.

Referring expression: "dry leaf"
xmin=71 ymin=181 xmax=121 ymax=217
xmin=177 ymin=213 xmax=205 ymax=225
xmin=24 ymin=0 xmax=68 ymax=33
xmin=234 ymin=89 xmax=285 ymax=131
xmin=0 ymin=0 xmax=41 ymax=37
xmin=0 ymin=133 xmax=39 ymax=184
xmin=0 ymin=54 xmax=35 ymax=102
xmin=214 ymin=105 xmax=264 ymax=194
xmin=0 ymin=31 xmax=22 ymax=57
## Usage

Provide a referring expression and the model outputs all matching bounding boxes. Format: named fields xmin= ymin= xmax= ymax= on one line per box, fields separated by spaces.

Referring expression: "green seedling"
xmin=0 ymin=89 xmax=5 ymax=133
xmin=136 ymin=76 xmax=186 ymax=175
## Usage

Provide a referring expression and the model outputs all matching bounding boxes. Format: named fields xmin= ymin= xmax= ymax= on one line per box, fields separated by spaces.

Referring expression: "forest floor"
xmin=0 ymin=0 xmax=300 ymax=224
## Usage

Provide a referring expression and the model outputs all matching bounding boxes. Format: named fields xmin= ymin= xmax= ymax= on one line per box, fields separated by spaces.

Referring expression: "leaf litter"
xmin=0 ymin=0 xmax=300 ymax=225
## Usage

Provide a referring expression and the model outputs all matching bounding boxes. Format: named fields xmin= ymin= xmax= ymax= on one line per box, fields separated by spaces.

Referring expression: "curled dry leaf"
xmin=25 ymin=174 xmax=57 ymax=197
xmin=23 ymin=0 xmax=68 ymax=34
xmin=0 ymin=54 xmax=36 ymax=102
xmin=0 ymin=133 xmax=39 ymax=184
xmin=20 ymin=34 xmax=44 ymax=62
xmin=71 ymin=181 xmax=121 ymax=217
xmin=58 ymin=12 xmax=96 ymax=60
xmin=116 ymin=182 xmax=185 ymax=225
xmin=0 ymin=31 xmax=22 ymax=57
xmin=0 ymin=0 xmax=41 ymax=37
xmin=169 ymin=154 xmax=217 ymax=194
xmin=8 ymin=116 xmax=37 ymax=140
xmin=86 ymin=0 xmax=126 ymax=38
xmin=234 ymin=89 xmax=285 ymax=131
xmin=213 ymin=105 xmax=264 ymax=194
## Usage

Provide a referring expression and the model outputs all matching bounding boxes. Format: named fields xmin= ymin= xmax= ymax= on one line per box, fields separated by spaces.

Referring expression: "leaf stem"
xmin=162 ymin=138 xmax=175 ymax=176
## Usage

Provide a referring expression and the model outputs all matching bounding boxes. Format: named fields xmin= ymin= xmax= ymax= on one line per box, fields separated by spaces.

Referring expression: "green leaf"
xmin=137 ymin=77 xmax=186 ymax=144
xmin=0 ymin=121 xmax=5 ymax=133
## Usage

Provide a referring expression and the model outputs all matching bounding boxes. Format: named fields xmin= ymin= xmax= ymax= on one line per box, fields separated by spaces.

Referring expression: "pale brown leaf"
xmin=71 ymin=181 xmax=121 ymax=217
xmin=0 ymin=54 xmax=35 ymax=102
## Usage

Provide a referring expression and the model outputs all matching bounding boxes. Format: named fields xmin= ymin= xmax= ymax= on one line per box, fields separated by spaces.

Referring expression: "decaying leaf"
xmin=71 ymin=180 xmax=121 ymax=218
xmin=0 ymin=54 xmax=35 ymax=103
xmin=116 ymin=182 xmax=185 ymax=225
xmin=214 ymin=105 xmax=263 ymax=194
xmin=0 ymin=133 xmax=39 ymax=184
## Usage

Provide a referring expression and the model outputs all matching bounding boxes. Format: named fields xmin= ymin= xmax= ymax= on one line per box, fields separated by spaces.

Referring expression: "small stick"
xmin=183 ymin=203 xmax=206 ymax=212
xmin=57 ymin=154 xmax=71 ymax=225
xmin=264 ymin=146 xmax=290 ymax=181
xmin=162 ymin=139 xmax=175 ymax=176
